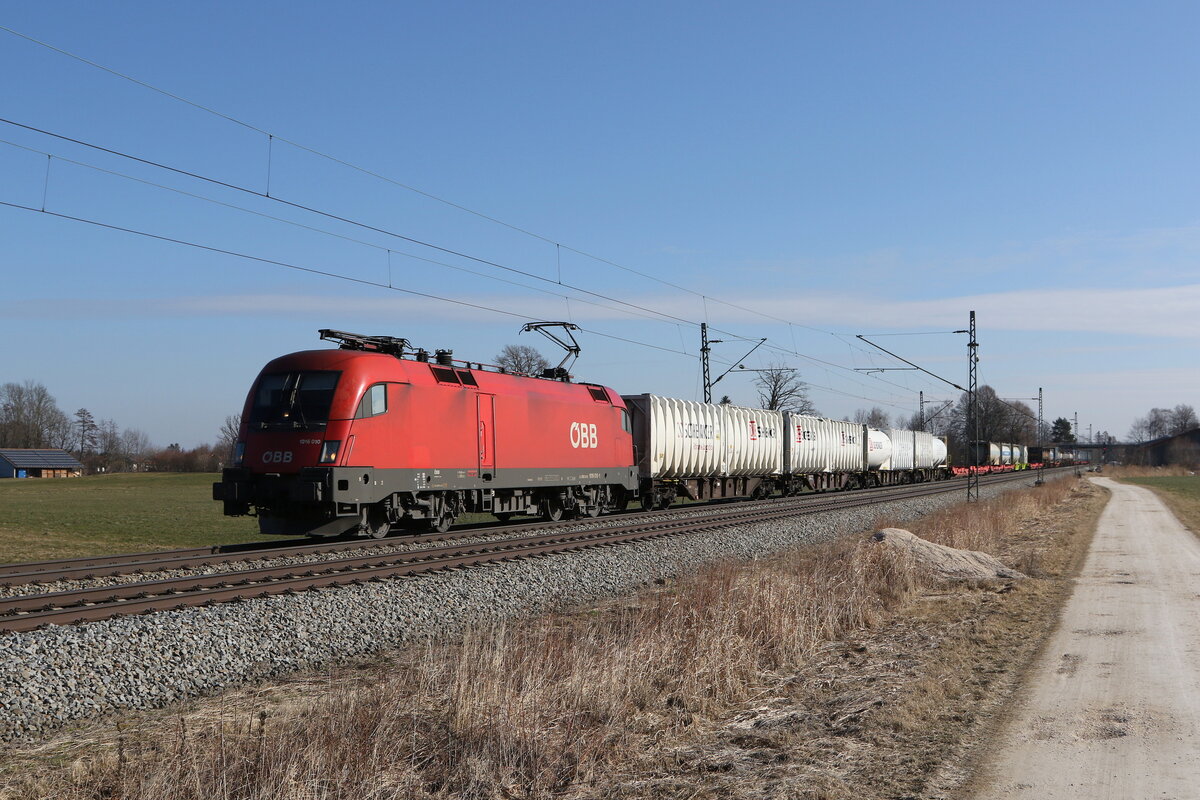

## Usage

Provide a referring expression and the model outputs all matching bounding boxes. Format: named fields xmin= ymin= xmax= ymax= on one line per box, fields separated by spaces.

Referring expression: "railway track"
xmin=0 ymin=469 xmax=1061 ymax=634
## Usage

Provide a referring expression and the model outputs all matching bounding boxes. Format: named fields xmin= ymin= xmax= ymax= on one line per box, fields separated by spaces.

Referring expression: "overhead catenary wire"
xmin=5 ymin=182 xmax=923 ymax=414
xmin=0 ymin=198 xmax=694 ymax=359
xmin=0 ymin=117 xmax=706 ymax=331
xmin=3 ymin=191 xmax=927 ymax=413
xmin=0 ymin=118 xmax=947 ymax=409
xmin=0 ymin=23 xmax=919 ymax=362
xmin=0 ymin=21 xmax=963 ymax=410
xmin=0 ymin=137 xmax=681 ymax=328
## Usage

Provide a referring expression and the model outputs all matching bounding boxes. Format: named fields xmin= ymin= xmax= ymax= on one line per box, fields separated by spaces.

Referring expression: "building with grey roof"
xmin=0 ymin=449 xmax=84 ymax=478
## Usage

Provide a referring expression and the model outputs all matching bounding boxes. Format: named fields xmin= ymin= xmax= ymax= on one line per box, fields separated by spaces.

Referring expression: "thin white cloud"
xmin=690 ymin=285 xmax=1200 ymax=339
xmin=4 ymin=284 xmax=1198 ymax=339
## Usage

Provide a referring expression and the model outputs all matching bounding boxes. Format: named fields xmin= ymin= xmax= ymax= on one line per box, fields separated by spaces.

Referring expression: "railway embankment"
xmin=0 ymin=476 xmax=1052 ymax=750
xmin=0 ymin=472 xmax=1113 ymax=800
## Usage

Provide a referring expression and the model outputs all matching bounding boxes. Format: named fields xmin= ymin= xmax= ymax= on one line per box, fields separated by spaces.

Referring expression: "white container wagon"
xmin=881 ymin=429 xmax=949 ymax=483
xmin=783 ymin=415 xmax=888 ymax=491
xmin=622 ymin=395 xmax=783 ymax=508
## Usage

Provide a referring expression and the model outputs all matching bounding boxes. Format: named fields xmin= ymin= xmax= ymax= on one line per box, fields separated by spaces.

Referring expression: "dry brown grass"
xmin=1 ymin=474 xmax=1101 ymax=800
xmin=1105 ymin=464 xmax=1195 ymax=478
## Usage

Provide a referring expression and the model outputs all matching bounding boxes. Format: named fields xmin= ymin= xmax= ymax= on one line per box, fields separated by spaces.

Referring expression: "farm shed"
xmin=1126 ymin=427 xmax=1200 ymax=468
xmin=0 ymin=449 xmax=84 ymax=478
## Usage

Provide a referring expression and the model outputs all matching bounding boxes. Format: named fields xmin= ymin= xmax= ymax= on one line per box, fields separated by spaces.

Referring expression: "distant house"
xmin=0 ymin=449 xmax=85 ymax=478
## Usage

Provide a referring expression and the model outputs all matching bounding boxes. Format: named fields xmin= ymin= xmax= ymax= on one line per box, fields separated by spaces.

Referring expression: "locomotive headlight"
xmin=233 ymin=442 xmax=245 ymax=466
xmin=319 ymin=440 xmax=341 ymax=464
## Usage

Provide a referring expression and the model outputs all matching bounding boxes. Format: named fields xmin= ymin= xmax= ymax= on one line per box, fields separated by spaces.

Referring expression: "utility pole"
xmin=967 ymin=310 xmax=979 ymax=503
xmin=919 ymin=390 xmax=925 ymax=431
xmin=1074 ymin=412 xmax=1079 ymax=441
xmin=701 ymin=324 xmax=766 ymax=403
xmin=701 ymin=323 xmax=714 ymax=403
xmin=1036 ymin=387 xmax=1045 ymax=486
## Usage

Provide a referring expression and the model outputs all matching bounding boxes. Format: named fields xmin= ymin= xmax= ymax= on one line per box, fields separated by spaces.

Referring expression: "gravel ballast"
xmin=0 ymin=476 xmax=1057 ymax=742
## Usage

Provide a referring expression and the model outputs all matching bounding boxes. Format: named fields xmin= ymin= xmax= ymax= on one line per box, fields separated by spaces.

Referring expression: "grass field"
xmin=1121 ymin=474 xmax=1200 ymax=534
xmin=0 ymin=473 xmax=266 ymax=563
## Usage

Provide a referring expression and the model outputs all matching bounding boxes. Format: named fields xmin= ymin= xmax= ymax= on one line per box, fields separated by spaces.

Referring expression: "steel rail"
xmin=0 ymin=469 xmax=1055 ymax=634
xmin=0 ymin=468 xmax=1063 ymax=587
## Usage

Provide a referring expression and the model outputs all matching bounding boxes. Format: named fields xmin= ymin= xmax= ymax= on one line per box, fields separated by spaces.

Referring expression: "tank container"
xmin=867 ymin=428 xmax=891 ymax=470
xmin=931 ymin=436 xmax=948 ymax=468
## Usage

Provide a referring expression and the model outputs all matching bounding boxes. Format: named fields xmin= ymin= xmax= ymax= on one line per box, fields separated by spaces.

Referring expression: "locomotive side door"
xmin=477 ymin=393 xmax=496 ymax=475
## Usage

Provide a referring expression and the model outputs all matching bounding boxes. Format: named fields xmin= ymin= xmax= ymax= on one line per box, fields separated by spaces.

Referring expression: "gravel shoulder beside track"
xmin=1 ymin=477 xmax=1045 ymax=742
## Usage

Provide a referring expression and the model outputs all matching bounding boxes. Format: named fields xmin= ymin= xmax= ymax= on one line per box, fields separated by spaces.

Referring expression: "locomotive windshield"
xmin=248 ymin=371 xmax=341 ymax=430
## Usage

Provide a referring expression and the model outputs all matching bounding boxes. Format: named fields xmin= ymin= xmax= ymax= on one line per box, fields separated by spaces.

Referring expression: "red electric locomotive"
xmin=214 ymin=330 xmax=638 ymax=537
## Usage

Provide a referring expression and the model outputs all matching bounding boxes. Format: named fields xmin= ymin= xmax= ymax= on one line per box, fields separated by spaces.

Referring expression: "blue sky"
xmin=1 ymin=1 xmax=1197 ymax=447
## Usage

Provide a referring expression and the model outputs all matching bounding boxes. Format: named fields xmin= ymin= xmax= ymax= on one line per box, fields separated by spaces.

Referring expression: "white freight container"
xmin=913 ymin=430 xmax=937 ymax=469
xmin=1013 ymin=445 xmax=1027 ymax=465
xmin=722 ymin=405 xmax=785 ymax=476
xmin=643 ymin=395 xmax=722 ymax=478
xmin=621 ymin=395 xmax=783 ymax=479
xmin=886 ymin=429 xmax=914 ymax=470
xmin=1000 ymin=443 xmax=1013 ymax=465
xmin=883 ymin=429 xmax=940 ymax=470
xmin=785 ymin=414 xmax=868 ymax=473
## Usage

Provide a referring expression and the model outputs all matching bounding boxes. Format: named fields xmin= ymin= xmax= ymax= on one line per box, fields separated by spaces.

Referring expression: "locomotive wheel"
xmin=542 ymin=497 xmax=565 ymax=522
xmin=494 ymin=512 xmax=516 ymax=523
xmin=432 ymin=514 xmax=454 ymax=533
xmin=581 ymin=487 xmax=603 ymax=518
xmin=363 ymin=506 xmax=391 ymax=539
xmin=640 ymin=493 xmax=657 ymax=512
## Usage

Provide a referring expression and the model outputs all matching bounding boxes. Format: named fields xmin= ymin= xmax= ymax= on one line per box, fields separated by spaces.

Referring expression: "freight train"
xmin=213 ymin=330 xmax=952 ymax=538
xmin=964 ymin=441 xmax=1084 ymax=474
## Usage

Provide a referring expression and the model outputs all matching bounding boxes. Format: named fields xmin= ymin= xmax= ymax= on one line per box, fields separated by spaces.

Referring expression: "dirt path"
xmin=969 ymin=477 xmax=1200 ymax=799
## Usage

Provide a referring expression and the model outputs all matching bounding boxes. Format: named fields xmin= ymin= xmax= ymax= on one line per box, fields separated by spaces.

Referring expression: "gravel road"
xmin=971 ymin=477 xmax=1200 ymax=799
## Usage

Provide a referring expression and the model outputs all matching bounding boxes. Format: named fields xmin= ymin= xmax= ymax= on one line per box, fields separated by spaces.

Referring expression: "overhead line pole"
xmin=967 ymin=311 xmax=979 ymax=503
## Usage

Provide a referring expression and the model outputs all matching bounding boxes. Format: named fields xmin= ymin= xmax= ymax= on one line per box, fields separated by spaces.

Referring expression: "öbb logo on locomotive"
xmin=570 ymin=422 xmax=598 ymax=449
xmin=212 ymin=328 xmax=958 ymax=539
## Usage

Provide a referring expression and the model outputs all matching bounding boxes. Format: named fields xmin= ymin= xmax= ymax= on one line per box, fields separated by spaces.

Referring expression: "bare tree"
xmin=494 ymin=344 xmax=550 ymax=376
xmin=0 ymin=381 xmax=70 ymax=448
xmin=217 ymin=414 xmax=242 ymax=465
xmin=120 ymin=429 xmax=153 ymax=470
xmin=1129 ymin=404 xmax=1198 ymax=442
xmin=753 ymin=363 xmax=816 ymax=414
xmin=1169 ymin=404 xmax=1198 ymax=434
xmin=852 ymin=406 xmax=892 ymax=429
xmin=946 ymin=386 xmax=1037 ymax=463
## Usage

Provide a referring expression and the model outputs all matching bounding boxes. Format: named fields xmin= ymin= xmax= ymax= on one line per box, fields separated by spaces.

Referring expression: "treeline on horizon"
xmin=0 ymin=380 xmax=237 ymax=473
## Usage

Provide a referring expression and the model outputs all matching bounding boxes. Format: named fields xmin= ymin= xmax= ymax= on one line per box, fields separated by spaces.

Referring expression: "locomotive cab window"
xmin=355 ymin=384 xmax=388 ymax=418
xmin=249 ymin=371 xmax=340 ymax=431
xmin=621 ymin=408 xmax=631 ymax=433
